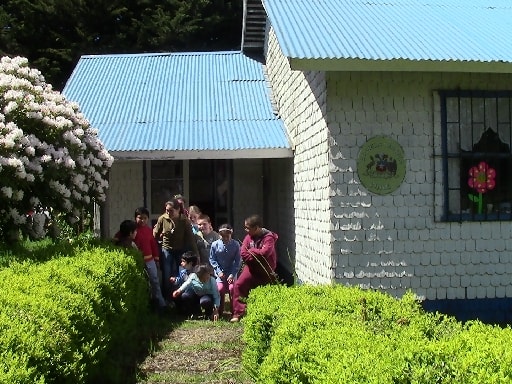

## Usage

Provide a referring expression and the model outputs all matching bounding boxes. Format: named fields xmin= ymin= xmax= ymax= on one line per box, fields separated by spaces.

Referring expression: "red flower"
xmin=468 ymin=161 xmax=496 ymax=194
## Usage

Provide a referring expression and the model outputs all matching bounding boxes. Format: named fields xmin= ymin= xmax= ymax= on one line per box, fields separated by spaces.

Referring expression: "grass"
xmin=136 ymin=314 xmax=254 ymax=384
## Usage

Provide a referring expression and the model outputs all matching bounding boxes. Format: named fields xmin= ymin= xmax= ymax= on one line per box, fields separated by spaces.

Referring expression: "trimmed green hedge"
xmin=0 ymin=240 xmax=149 ymax=383
xmin=243 ymin=285 xmax=512 ymax=383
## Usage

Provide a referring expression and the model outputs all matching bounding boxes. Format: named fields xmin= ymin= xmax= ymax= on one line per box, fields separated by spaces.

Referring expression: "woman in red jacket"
xmin=230 ymin=214 xmax=278 ymax=322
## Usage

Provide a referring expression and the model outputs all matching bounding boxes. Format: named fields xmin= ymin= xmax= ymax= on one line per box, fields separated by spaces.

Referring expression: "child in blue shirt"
xmin=172 ymin=264 xmax=220 ymax=321
xmin=209 ymin=224 xmax=241 ymax=316
xmin=169 ymin=251 xmax=197 ymax=312
xmin=169 ymin=251 xmax=197 ymax=287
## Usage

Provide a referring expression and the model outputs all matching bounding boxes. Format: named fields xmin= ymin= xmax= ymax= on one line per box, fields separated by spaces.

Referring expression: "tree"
xmin=0 ymin=56 xmax=113 ymax=241
xmin=0 ymin=0 xmax=242 ymax=89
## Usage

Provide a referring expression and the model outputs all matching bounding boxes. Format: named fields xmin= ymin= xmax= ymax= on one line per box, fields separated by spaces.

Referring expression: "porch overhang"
xmin=96 ymin=119 xmax=293 ymax=160
xmin=109 ymin=148 xmax=293 ymax=160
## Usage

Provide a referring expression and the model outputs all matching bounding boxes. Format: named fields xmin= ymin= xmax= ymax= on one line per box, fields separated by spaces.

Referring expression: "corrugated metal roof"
xmin=263 ymin=0 xmax=512 ymax=66
xmin=62 ymin=51 xmax=292 ymax=159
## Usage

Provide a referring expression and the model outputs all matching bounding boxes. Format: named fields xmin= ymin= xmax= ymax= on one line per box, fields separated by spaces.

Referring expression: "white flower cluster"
xmin=0 ymin=56 xmax=114 ymax=232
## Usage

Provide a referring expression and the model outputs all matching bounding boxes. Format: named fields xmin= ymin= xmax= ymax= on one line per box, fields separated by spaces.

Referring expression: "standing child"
xmin=153 ymin=199 xmax=200 ymax=298
xmin=172 ymin=264 xmax=220 ymax=321
xmin=188 ymin=205 xmax=202 ymax=235
xmin=209 ymin=224 xmax=241 ymax=317
xmin=197 ymin=214 xmax=221 ymax=264
xmin=133 ymin=207 xmax=167 ymax=311
xmin=113 ymin=220 xmax=138 ymax=249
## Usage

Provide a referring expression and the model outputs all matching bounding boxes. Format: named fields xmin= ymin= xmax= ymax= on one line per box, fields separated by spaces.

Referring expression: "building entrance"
xmin=188 ymin=159 xmax=232 ymax=229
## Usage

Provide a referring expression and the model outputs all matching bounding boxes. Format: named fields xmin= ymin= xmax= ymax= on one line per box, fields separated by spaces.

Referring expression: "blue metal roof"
xmin=62 ymin=51 xmax=292 ymax=159
xmin=263 ymin=0 xmax=512 ymax=71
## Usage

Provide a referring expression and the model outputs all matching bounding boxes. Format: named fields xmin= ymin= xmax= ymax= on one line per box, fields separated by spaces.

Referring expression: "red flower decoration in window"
xmin=468 ymin=161 xmax=496 ymax=193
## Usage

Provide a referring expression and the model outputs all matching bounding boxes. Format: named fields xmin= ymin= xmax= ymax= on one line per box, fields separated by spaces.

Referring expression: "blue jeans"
xmin=160 ymin=248 xmax=184 ymax=298
xmin=145 ymin=259 xmax=166 ymax=307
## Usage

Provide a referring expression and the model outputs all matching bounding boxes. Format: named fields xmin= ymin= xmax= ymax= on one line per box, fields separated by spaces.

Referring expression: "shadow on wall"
xmin=275 ymin=261 xmax=295 ymax=286
xmin=422 ymin=298 xmax=512 ymax=326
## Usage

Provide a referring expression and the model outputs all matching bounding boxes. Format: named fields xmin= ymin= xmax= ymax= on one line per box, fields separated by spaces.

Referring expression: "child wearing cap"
xmin=209 ymin=223 xmax=241 ymax=317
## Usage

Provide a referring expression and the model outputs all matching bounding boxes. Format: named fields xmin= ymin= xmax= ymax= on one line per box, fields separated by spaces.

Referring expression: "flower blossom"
xmin=0 ymin=55 xmax=114 ymax=236
xmin=468 ymin=161 xmax=496 ymax=194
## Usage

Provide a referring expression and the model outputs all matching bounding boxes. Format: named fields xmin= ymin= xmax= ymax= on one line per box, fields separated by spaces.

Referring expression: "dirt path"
xmin=136 ymin=318 xmax=253 ymax=384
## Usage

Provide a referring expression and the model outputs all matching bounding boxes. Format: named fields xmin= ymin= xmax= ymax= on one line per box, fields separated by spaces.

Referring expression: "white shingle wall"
xmin=267 ymin=25 xmax=512 ymax=299
xmin=267 ymin=28 xmax=333 ymax=284
xmin=106 ymin=160 xmax=143 ymax=237
xmin=328 ymin=70 xmax=512 ymax=300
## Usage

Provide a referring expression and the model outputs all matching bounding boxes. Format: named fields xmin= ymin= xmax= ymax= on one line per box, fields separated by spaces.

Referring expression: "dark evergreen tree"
xmin=0 ymin=0 xmax=242 ymax=89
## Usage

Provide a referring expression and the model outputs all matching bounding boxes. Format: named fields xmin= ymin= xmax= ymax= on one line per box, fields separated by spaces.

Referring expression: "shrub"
xmin=0 ymin=56 xmax=113 ymax=241
xmin=0 ymin=241 xmax=149 ymax=383
xmin=243 ymin=285 xmax=511 ymax=383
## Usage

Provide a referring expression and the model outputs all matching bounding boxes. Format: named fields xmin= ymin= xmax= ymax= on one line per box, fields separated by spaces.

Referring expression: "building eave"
xmin=288 ymin=58 xmax=512 ymax=73
xmin=110 ymin=148 xmax=294 ymax=160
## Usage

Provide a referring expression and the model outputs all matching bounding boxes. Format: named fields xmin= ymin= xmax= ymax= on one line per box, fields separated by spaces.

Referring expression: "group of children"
xmin=169 ymin=222 xmax=242 ymax=321
xmin=114 ymin=205 xmax=244 ymax=321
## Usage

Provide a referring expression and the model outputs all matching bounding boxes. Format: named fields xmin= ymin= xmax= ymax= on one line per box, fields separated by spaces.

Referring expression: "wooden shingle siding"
xmin=267 ymin=27 xmax=332 ymax=284
xmin=266 ymin=20 xmax=512 ymax=302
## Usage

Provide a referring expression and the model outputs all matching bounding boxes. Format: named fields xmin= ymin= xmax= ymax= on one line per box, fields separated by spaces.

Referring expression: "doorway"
xmin=188 ymin=159 xmax=232 ymax=229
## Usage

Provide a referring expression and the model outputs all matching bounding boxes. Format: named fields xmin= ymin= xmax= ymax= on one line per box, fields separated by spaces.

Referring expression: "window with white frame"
xmin=150 ymin=160 xmax=183 ymax=215
xmin=441 ymin=90 xmax=512 ymax=221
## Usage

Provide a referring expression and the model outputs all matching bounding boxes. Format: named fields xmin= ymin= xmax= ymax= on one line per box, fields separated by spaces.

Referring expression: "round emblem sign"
xmin=357 ymin=136 xmax=406 ymax=195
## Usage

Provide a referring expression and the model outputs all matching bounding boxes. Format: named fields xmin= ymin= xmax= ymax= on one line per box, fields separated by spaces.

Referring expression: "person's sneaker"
xmin=230 ymin=316 xmax=240 ymax=323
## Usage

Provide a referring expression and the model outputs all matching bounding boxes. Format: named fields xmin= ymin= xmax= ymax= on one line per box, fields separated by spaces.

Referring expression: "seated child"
xmin=169 ymin=251 xmax=198 ymax=312
xmin=172 ymin=264 xmax=220 ymax=321
xmin=169 ymin=251 xmax=198 ymax=287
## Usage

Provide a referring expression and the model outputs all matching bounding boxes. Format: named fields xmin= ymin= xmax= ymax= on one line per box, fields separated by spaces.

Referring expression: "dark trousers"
xmin=180 ymin=291 xmax=214 ymax=316
xmin=160 ymin=248 xmax=184 ymax=298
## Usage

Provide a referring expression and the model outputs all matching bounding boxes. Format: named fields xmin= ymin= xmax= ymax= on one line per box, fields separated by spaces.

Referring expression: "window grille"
xmin=440 ymin=90 xmax=512 ymax=221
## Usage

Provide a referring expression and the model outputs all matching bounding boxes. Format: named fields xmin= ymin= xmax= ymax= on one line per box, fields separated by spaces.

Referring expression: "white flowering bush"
xmin=0 ymin=56 xmax=114 ymax=240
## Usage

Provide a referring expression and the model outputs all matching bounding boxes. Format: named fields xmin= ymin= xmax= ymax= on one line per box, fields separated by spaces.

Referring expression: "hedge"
xmin=0 ymin=240 xmax=149 ymax=383
xmin=243 ymin=285 xmax=512 ymax=383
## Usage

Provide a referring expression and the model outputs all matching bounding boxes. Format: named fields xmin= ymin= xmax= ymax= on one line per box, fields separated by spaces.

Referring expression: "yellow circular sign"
xmin=357 ymin=136 xmax=406 ymax=195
